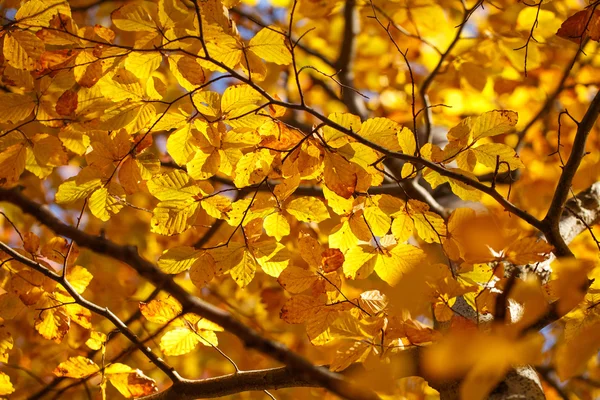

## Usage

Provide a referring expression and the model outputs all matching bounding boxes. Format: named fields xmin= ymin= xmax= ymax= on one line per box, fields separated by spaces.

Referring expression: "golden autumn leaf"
xmin=160 ymin=327 xmax=201 ymax=356
xmin=248 ymin=26 xmax=292 ymax=65
xmin=105 ymin=363 xmax=158 ymax=398
xmin=286 ymin=197 xmax=330 ymax=223
xmin=140 ymin=296 xmax=182 ymax=324
xmin=53 ymin=356 xmax=100 ymax=378
xmin=0 ymin=372 xmax=14 ymax=396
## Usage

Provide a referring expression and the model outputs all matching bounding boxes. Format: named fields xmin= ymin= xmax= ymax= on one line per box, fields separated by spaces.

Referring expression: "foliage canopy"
xmin=1 ymin=0 xmax=600 ymax=399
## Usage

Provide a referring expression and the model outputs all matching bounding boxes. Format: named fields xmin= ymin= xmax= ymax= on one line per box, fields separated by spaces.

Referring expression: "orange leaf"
xmin=557 ymin=9 xmax=600 ymax=44
xmin=55 ymin=90 xmax=78 ymax=116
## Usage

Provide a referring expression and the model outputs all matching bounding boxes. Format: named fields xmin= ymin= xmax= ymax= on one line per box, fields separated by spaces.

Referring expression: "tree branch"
xmin=139 ymin=366 xmax=320 ymax=400
xmin=543 ymin=90 xmax=600 ymax=256
xmin=0 ymin=187 xmax=380 ymax=400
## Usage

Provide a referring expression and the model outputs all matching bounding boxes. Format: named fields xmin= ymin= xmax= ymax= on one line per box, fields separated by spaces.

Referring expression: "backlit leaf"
xmin=53 ymin=356 xmax=100 ymax=378
xmin=286 ymin=197 xmax=330 ymax=223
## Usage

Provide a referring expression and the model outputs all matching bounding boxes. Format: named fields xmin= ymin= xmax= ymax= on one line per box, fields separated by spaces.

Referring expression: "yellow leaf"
xmin=308 ymin=307 xmax=346 ymax=345
xmin=201 ymin=194 xmax=232 ymax=219
xmin=0 ymin=293 xmax=26 ymax=320
xmin=160 ymin=327 xmax=201 ymax=356
xmin=158 ymin=246 xmax=202 ymax=274
xmin=111 ymin=3 xmax=157 ymax=32
xmin=556 ymin=318 xmax=600 ymax=380
xmin=188 ymin=149 xmax=221 ymax=180
xmin=0 ymin=93 xmax=35 ymax=123
xmin=337 ymin=142 xmax=379 ymax=171
xmin=0 ymin=143 xmax=26 ymax=186
xmin=374 ymin=244 xmax=426 ymax=286
xmin=329 ymin=220 xmax=361 ymax=252
xmin=363 ymin=205 xmax=391 ymax=237
xmin=398 ymin=126 xmax=417 ymax=155
xmin=547 ymin=258 xmax=595 ymax=317
xmin=192 ymin=91 xmax=221 ymax=118
xmin=53 ymin=356 xmax=100 ymax=378
xmin=423 ymin=167 xmax=482 ymax=202
xmin=472 ymin=143 xmax=524 ymax=171
xmin=391 ymin=213 xmax=414 ymax=243
xmin=280 ymin=295 xmax=322 ymax=324
xmin=412 ymin=210 xmax=446 ymax=244
xmin=330 ymin=341 xmax=371 ymax=372
xmin=322 ymin=112 xmax=360 ymax=148
xmin=89 ymin=187 xmax=124 ymax=222
xmin=41 ymin=237 xmax=73 ymax=263
xmin=147 ymin=169 xmax=202 ymax=201
xmin=206 ymin=33 xmax=243 ymax=70
xmin=65 ymin=266 xmax=93 ymax=294
xmin=456 ymin=150 xmax=477 ymax=172
xmin=189 ymin=253 xmax=216 ymax=288
xmin=0 ymin=372 xmax=14 ymax=396
xmin=158 ymin=0 xmax=187 ymax=29
xmin=286 ymin=197 xmax=330 ymax=223
xmin=195 ymin=329 xmax=219 ymax=346
xmin=448 ymin=110 xmax=518 ymax=142
xmin=253 ymin=240 xmax=290 ymax=277
xmin=35 ymin=302 xmax=70 ymax=343
xmin=151 ymin=199 xmax=201 ymax=235
xmin=263 ymin=212 xmax=290 ymax=241
xmin=124 ymin=51 xmax=162 ymax=79
xmin=423 ymin=330 xmax=542 ymax=400
xmin=503 ymin=237 xmax=552 ymax=265
xmin=4 ymin=31 xmax=44 ymax=71
xmin=323 ymin=185 xmax=354 ymax=215
xmin=166 ymin=125 xmax=198 ymax=166
xmin=140 ymin=297 xmax=183 ymax=324
xmin=55 ymin=167 xmax=104 ymax=204
xmin=98 ymin=68 xmax=145 ymax=102
xmin=105 ymin=363 xmax=158 ymax=398
xmin=62 ymin=300 xmax=92 ymax=329
xmin=221 ymin=84 xmax=263 ymax=116
xmin=26 ymin=134 xmax=68 ymax=178
xmin=248 ymin=26 xmax=292 ymax=65
xmin=0 ymin=327 xmax=13 ymax=363
xmin=343 ymin=245 xmax=377 ymax=280
xmin=278 ymin=266 xmax=318 ymax=293
xmin=358 ymin=117 xmax=402 ymax=152
xmin=85 ymin=331 xmax=107 ymax=351
xmin=230 ymin=248 xmax=258 ymax=287
xmin=168 ymin=55 xmax=207 ymax=91
xmin=15 ymin=0 xmax=71 ymax=29
xmin=233 ymin=149 xmax=275 ymax=187
xmin=58 ymin=128 xmax=90 ymax=155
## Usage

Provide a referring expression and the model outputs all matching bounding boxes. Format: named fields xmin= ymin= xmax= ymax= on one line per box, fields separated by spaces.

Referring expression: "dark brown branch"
xmin=543 ymin=91 xmax=600 ymax=256
xmin=0 ymin=188 xmax=380 ymax=400
xmin=139 ymin=366 xmax=320 ymax=400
